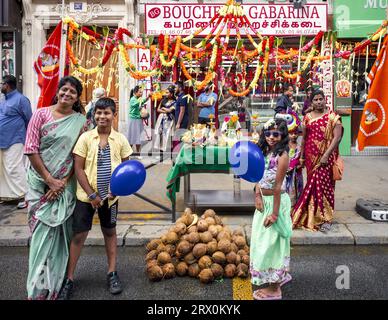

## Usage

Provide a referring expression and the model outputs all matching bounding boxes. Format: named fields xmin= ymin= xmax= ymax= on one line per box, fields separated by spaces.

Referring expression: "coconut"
xmin=146 ymin=260 xmax=158 ymax=272
xmin=218 ymin=239 xmax=232 ymax=254
xmin=184 ymin=252 xmax=197 ymax=265
xmin=146 ymin=239 xmax=162 ymax=252
xmin=146 ymin=250 xmax=158 ymax=262
xmin=175 ymin=217 xmax=185 ymax=225
xmin=198 ymin=255 xmax=213 ymax=270
xmin=223 ymin=226 xmax=233 ymax=235
xmin=235 ymin=254 xmax=241 ymax=266
xmin=241 ymin=255 xmax=250 ymax=265
xmin=192 ymin=243 xmax=207 ymax=258
xmin=207 ymin=241 xmax=218 ymax=255
xmin=165 ymin=232 xmax=179 ymax=245
xmin=205 ymin=217 xmax=216 ymax=226
xmin=181 ymin=234 xmax=190 ymax=242
xmin=211 ymin=263 xmax=224 ymax=279
xmin=200 ymin=231 xmax=213 ymax=243
xmin=147 ymin=265 xmax=163 ymax=281
xmin=208 ymin=225 xmax=219 ymax=238
xmin=197 ymin=219 xmax=209 ymax=232
xmin=215 ymin=225 xmax=223 ymax=233
xmin=202 ymin=209 xmax=216 ymax=218
xmin=184 ymin=207 xmax=193 ymax=215
xmin=198 ymin=268 xmax=214 ymax=284
xmin=164 ymin=245 xmax=176 ymax=256
xmin=217 ymin=230 xmax=231 ymax=242
xmin=233 ymin=229 xmax=245 ymax=237
xmin=212 ymin=251 xmax=226 ymax=265
xmin=188 ymin=263 xmax=200 ymax=277
xmin=161 ymin=234 xmax=168 ymax=244
xmin=174 ymin=222 xmax=187 ymax=236
xmin=187 ymin=226 xmax=198 ymax=234
xmin=226 ymin=251 xmax=237 ymax=264
xmin=162 ymin=263 xmax=176 ymax=279
xmin=177 ymin=240 xmax=191 ymax=255
xmin=157 ymin=252 xmax=171 ymax=265
xmin=224 ymin=264 xmax=237 ymax=278
xmin=237 ymin=249 xmax=248 ymax=257
xmin=243 ymin=245 xmax=250 ymax=253
xmin=187 ymin=232 xmax=200 ymax=244
xmin=156 ymin=243 xmax=167 ymax=254
xmin=231 ymin=243 xmax=238 ymax=253
xmin=214 ymin=215 xmax=223 ymax=226
xmin=176 ymin=262 xmax=189 ymax=276
xmin=234 ymin=236 xmax=247 ymax=249
xmin=236 ymin=263 xmax=249 ymax=278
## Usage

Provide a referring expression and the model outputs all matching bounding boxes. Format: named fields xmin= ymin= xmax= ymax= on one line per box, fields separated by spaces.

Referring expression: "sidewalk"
xmin=1 ymin=156 xmax=388 ymax=246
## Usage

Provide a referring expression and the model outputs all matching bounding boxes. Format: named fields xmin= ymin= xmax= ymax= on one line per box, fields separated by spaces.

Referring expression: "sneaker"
xmin=17 ymin=201 xmax=28 ymax=209
xmin=57 ymin=278 xmax=74 ymax=300
xmin=107 ymin=271 xmax=123 ymax=295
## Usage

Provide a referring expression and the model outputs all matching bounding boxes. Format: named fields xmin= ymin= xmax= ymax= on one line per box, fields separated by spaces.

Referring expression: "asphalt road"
xmin=1 ymin=245 xmax=388 ymax=300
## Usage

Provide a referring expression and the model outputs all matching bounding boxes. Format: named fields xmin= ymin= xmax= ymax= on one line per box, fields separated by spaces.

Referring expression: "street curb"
xmin=1 ymin=222 xmax=388 ymax=247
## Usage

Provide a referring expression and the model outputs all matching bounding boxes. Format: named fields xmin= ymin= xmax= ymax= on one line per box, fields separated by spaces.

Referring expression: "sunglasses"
xmin=264 ymin=130 xmax=281 ymax=138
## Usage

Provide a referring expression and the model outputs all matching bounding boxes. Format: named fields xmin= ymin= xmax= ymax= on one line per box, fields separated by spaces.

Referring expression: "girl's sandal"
xmin=253 ymin=289 xmax=282 ymax=300
xmin=280 ymin=273 xmax=292 ymax=287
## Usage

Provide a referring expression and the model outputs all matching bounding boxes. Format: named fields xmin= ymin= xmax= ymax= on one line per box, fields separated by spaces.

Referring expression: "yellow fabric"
xmin=73 ymin=127 xmax=133 ymax=206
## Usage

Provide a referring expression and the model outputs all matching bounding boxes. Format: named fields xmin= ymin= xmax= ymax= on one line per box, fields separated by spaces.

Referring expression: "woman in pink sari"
xmin=291 ymin=89 xmax=343 ymax=232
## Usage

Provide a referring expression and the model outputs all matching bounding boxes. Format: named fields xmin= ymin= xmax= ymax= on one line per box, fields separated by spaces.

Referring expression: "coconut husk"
xmin=205 ymin=217 xmax=216 ymax=226
xmin=198 ymin=268 xmax=214 ymax=284
xmin=188 ymin=263 xmax=200 ymax=277
xmin=212 ymin=251 xmax=226 ymax=265
xmin=199 ymin=231 xmax=213 ymax=243
xmin=217 ymin=230 xmax=231 ymax=242
xmin=215 ymin=225 xmax=223 ymax=233
xmin=208 ymin=225 xmax=219 ymax=238
xmin=174 ymin=222 xmax=187 ymax=236
xmin=192 ymin=243 xmax=207 ymax=258
xmin=226 ymin=251 xmax=237 ymax=264
xmin=161 ymin=234 xmax=168 ymax=244
xmin=157 ymin=252 xmax=172 ymax=265
xmin=211 ymin=263 xmax=224 ymax=279
xmin=243 ymin=245 xmax=250 ymax=253
xmin=176 ymin=262 xmax=189 ymax=276
xmin=198 ymin=255 xmax=212 ymax=269
xmin=224 ymin=264 xmax=237 ymax=278
xmin=147 ymin=265 xmax=163 ymax=281
xmin=164 ymin=244 xmax=176 ymax=256
xmin=187 ymin=232 xmax=200 ymax=244
xmin=177 ymin=240 xmax=192 ymax=255
xmin=197 ymin=219 xmax=209 ymax=232
xmin=232 ymin=228 xmax=245 ymax=237
xmin=217 ymin=239 xmax=232 ymax=254
xmin=146 ymin=260 xmax=159 ymax=272
xmin=146 ymin=239 xmax=162 ymax=252
xmin=162 ymin=263 xmax=176 ymax=279
xmin=187 ymin=226 xmax=198 ymax=234
xmin=180 ymin=212 xmax=194 ymax=226
xmin=146 ymin=250 xmax=158 ymax=262
xmin=237 ymin=249 xmax=248 ymax=257
xmin=207 ymin=241 xmax=218 ymax=255
xmin=184 ymin=252 xmax=197 ymax=265
xmin=236 ymin=263 xmax=249 ymax=278
xmin=202 ymin=209 xmax=216 ymax=219
xmin=241 ymin=255 xmax=250 ymax=265
xmin=156 ymin=243 xmax=167 ymax=254
xmin=184 ymin=207 xmax=193 ymax=215
xmin=231 ymin=243 xmax=238 ymax=253
xmin=235 ymin=254 xmax=241 ymax=266
xmin=234 ymin=236 xmax=246 ymax=249
xmin=214 ymin=215 xmax=223 ymax=226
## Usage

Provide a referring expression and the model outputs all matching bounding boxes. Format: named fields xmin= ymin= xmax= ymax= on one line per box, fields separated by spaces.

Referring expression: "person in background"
xmin=174 ymin=81 xmax=189 ymax=130
xmin=302 ymin=86 xmax=313 ymax=116
xmin=85 ymin=88 xmax=106 ymax=128
xmin=128 ymin=85 xmax=151 ymax=159
xmin=197 ymin=82 xmax=218 ymax=125
xmin=0 ymin=75 xmax=32 ymax=208
xmin=275 ymin=83 xmax=294 ymax=114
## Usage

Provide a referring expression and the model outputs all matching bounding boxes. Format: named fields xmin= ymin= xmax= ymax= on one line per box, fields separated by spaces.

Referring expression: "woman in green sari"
xmin=24 ymin=76 xmax=87 ymax=300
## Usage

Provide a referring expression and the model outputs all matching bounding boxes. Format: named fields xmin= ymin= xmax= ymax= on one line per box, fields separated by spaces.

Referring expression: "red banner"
xmin=34 ymin=21 xmax=64 ymax=108
xmin=357 ymin=35 xmax=388 ymax=151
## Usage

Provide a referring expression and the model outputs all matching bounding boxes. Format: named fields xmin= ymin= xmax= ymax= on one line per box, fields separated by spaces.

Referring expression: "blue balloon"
xmin=229 ymin=141 xmax=265 ymax=183
xmin=110 ymin=160 xmax=146 ymax=196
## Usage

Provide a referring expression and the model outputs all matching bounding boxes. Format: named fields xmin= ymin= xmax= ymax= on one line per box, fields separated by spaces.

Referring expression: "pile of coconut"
xmin=145 ymin=208 xmax=250 ymax=284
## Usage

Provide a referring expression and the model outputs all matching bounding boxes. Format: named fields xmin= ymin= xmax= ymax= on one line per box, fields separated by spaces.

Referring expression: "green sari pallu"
xmin=249 ymin=193 xmax=292 ymax=286
xmin=26 ymin=113 xmax=85 ymax=300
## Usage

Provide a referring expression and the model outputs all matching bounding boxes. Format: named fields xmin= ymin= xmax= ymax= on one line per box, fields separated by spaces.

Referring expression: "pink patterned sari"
xmin=291 ymin=112 xmax=341 ymax=231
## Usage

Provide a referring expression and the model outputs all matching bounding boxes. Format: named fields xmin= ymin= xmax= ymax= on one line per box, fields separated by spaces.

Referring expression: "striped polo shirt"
xmin=97 ymin=144 xmax=111 ymax=200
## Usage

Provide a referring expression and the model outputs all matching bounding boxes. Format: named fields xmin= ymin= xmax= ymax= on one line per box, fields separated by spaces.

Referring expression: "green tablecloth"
xmin=166 ymin=145 xmax=231 ymax=205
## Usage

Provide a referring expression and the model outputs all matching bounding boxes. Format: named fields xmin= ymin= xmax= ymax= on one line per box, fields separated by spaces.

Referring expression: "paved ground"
xmin=1 ymin=246 xmax=387 ymax=300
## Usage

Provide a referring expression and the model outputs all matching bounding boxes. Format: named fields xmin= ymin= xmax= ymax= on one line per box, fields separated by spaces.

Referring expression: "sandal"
xmin=253 ymin=289 xmax=282 ymax=301
xmin=280 ymin=273 xmax=292 ymax=287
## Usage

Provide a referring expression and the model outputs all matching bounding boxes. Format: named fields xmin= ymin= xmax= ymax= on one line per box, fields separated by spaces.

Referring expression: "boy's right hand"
xmin=91 ymin=195 xmax=103 ymax=210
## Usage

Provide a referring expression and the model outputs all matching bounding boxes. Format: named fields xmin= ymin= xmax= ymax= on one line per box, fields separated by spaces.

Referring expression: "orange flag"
xmin=357 ymin=35 xmax=388 ymax=151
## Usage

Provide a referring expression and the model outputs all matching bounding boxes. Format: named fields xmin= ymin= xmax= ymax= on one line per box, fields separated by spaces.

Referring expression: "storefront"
xmin=333 ymin=0 xmax=387 ymax=155
xmin=0 ymin=0 xmax=23 ymax=91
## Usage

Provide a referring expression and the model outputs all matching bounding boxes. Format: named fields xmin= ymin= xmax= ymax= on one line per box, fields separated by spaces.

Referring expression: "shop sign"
xmin=137 ymin=48 xmax=152 ymax=138
xmin=145 ymin=3 xmax=327 ymax=36
xmin=320 ymin=41 xmax=334 ymax=112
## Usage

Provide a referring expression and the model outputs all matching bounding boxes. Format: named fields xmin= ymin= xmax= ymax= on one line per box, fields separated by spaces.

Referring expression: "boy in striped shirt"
xmin=58 ymin=98 xmax=132 ymax=300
